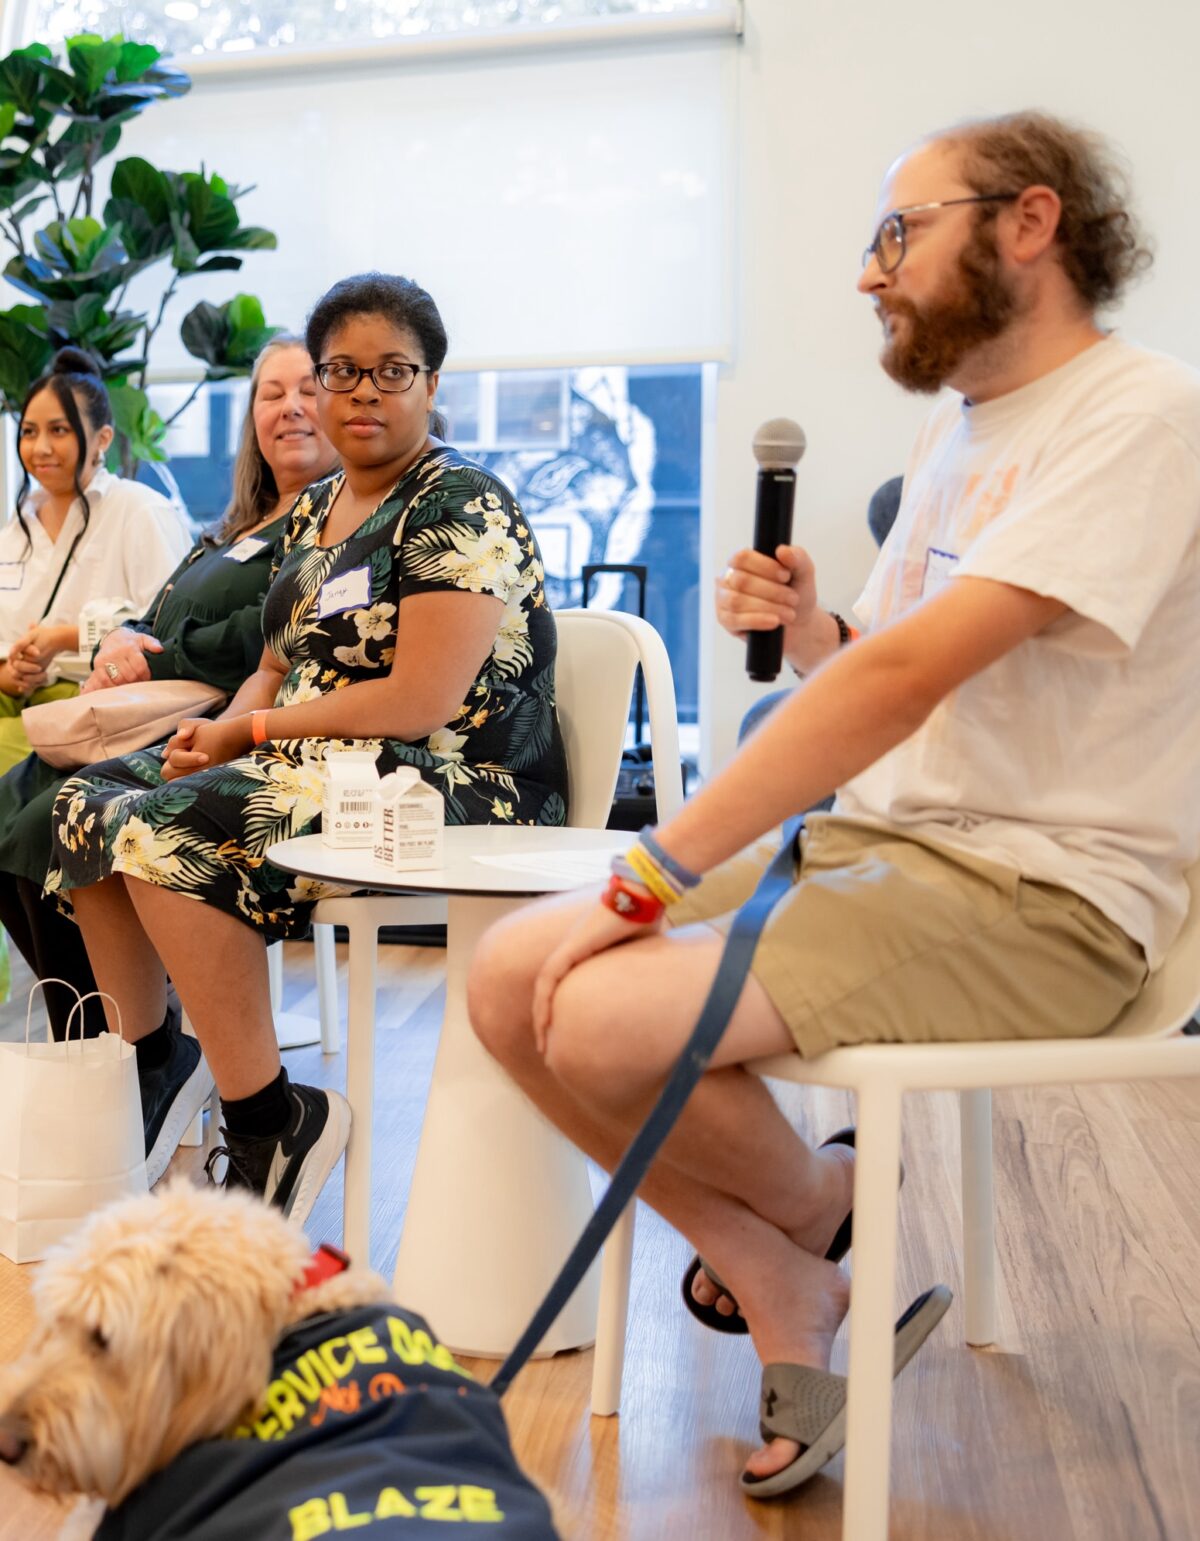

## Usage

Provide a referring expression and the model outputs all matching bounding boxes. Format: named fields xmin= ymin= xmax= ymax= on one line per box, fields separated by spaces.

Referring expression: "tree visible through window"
xmin=27 ymin=0 xmax=727 ymax=57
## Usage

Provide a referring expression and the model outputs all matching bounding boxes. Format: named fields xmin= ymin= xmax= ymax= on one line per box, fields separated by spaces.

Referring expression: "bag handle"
xmin=24 ymin=977 xmax=84 ymax=1050
xmin=63 ymin=990 xmax=124 ymax=1049
xmin=490 ymin=817 xmax=804 ymax=1397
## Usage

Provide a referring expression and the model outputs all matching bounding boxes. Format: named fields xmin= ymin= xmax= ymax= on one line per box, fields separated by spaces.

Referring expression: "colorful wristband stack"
xmin=603 ymin=825 xmax=703 ymax=922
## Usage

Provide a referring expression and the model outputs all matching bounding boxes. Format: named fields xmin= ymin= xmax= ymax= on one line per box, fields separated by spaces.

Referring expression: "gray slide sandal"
xmin=739 ymin=1283 xmax=953 ymax=1499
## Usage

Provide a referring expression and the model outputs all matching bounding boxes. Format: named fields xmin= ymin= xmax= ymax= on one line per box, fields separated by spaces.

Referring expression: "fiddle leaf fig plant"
xmin=0 ymin=34 xmax=281 ymax=472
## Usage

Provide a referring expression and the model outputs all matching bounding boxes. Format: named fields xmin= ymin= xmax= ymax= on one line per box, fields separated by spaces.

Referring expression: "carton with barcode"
xmin=374 ymin=768 xmax=444 ymax=871
xmin=321 ymin=752 xmax=380 ymax=849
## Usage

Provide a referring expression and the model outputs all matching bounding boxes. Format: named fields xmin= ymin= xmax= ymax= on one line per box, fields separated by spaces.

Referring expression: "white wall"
xmin=703 ymin=0 xmax=1200 ymax=771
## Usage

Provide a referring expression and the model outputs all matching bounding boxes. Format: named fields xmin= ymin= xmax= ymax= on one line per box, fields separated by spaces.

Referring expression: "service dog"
xmin=0 ymin=1182 xmax=558 ymax=1539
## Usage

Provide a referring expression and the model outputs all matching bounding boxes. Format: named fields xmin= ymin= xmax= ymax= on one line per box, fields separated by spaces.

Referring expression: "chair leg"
xmin=960 ymin=1087 xmax=997 ymax=1347
xmin=341 ymin=916 xmax=379 ymax=1266
xmin=267 ymin=939 xmax=283 ymax=1014
xmin=590 ymin=1201 xmax=637 ymax=1416
xmin=841 ymin=1083 xmax=903 ymax=1541
xmin=179 ymin=1110 xmax=204 ymax=1148
xmin=314 ymin=922 xmax=340 ymax=1054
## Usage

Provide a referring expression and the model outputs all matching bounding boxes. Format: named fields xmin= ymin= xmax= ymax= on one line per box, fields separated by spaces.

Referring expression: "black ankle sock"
xmin=222 ymin=1069 xmax=292 ymax=1142
xmin=134 ymin=1013 xmax=176 ymax=1072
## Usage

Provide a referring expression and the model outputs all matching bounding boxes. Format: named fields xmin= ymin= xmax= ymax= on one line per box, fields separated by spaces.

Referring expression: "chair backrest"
xmin=1106 ymin=860 xmax=1200 ymax=1038
xmin=553 ymin=608 xmax=683 ymax=829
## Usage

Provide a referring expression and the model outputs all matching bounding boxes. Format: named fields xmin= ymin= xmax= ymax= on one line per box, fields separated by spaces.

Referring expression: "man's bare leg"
xmin=469 ymin=894 xmax=853 ymax=1479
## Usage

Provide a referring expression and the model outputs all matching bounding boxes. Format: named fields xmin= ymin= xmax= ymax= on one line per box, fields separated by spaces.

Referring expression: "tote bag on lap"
xmin=22 ymin=679 xmax=227 ymax=770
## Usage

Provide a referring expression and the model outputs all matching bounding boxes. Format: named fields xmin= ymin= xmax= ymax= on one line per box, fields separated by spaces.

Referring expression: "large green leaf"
xmin=0 ymin=304 xmax=52 ymax=412
xmin=108 ymin=155 xmax=171 ymax=223
xmin=43 ymin=292 xmax=143 ymax=362
xmin=0 ymin=44 xmax=71 ymax=116
xmin=66 ymin=35 xmax=123 ymax=98
xmin=115 ymin=40 xmax=162 ymax=83
xmin=107 ymin=379 xmax=167 ymax=462
xmin=165 ymin=168 xmax=277 ymax=273
xmin=181 ymin=293 xmax=280 ymax=373
xmin=5 ymin=215 xmax=149 ymax=303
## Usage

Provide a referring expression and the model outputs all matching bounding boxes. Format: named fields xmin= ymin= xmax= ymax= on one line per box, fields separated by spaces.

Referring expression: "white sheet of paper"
xmin=472 ymin=849 xmax=615 ymax=885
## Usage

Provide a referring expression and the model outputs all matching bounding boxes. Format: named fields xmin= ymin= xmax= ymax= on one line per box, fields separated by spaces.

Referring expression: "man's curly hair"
xmin=939 ymin=111 xmax=1153 ymax=311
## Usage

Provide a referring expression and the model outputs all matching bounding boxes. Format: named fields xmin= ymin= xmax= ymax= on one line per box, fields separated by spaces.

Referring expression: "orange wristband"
xmin=251 ymin=710 xmax=270 ymax=746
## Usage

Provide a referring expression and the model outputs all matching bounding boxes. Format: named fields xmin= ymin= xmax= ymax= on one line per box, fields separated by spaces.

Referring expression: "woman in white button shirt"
xmin=0 ymin=347 xmax=190 ymax=775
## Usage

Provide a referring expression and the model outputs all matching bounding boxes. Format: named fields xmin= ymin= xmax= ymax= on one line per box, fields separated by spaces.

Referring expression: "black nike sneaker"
xmin=205 ymin=1076 xmax=351 ymax=1228
xmin=140 ymin=1030 xmax=215 ymax=1186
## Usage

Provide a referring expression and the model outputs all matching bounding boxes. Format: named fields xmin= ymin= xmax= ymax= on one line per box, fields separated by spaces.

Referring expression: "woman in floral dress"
xmin=48 ymin=273 xmax=567 ymax=1224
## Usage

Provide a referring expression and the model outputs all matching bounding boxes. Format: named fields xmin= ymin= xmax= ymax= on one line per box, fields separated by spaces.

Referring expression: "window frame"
xmin=4 ymin=2 xmax=742 ymax=78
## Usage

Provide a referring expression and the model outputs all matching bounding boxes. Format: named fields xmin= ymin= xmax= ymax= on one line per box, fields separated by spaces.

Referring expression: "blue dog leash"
xmin=491 ymin=817 xmax=804 ymax=1396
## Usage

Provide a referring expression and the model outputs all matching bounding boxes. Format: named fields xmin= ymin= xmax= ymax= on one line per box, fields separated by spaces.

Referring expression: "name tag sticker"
xmin=0 ymin=562 xmax=24 ymax=592
xmin=317 ymin=565 xmax=371 ymax=620
xmin=922 ymin=546 xmax=960 ymax=598
xmin=224 ymin=536 xmax=268 ymax=563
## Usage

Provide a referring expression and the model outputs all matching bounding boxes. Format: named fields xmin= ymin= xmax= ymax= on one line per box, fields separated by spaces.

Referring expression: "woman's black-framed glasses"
xmin=316 ymin=361 xmax=431 ymax=394
xmin=862 ymin=193 xmax=1019 ymax=275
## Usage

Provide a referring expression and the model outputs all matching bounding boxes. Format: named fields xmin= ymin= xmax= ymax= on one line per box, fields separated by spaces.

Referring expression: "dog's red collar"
xmin=297 ymin=1243 xmax=350 ymax=1295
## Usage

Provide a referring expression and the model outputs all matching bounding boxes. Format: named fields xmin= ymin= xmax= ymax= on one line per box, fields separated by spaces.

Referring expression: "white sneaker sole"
xmin=146 ymin=1054 xmax=216 ymax=1187
xmin=283 ymin=1089 xmax=351 ymax=1231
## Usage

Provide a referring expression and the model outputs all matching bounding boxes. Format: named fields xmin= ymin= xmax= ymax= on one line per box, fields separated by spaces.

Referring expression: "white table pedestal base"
xmin=392 ymin=893 xmax=600 ymax=1359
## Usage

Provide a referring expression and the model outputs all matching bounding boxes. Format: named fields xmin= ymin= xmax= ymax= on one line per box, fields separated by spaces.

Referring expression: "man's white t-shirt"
xmin=0 ymin=468 xmax=191 ymax=658
xmin=837 ymin=335 xmax=1200 ymax=968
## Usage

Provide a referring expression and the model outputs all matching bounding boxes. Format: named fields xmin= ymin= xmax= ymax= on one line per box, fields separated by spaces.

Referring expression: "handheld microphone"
xmin=746 ymin=418 xmax=807 ymax=682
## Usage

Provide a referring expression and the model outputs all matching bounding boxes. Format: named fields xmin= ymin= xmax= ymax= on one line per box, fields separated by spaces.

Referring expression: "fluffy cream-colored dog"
xmin=0 ymin=1181 xmax=384 ymax=1529
xmin=0 ymin=1182 xmax=558 ymax=1540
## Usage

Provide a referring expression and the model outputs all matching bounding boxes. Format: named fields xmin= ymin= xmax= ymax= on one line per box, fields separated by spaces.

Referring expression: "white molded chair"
xmin=268 ymin=928 xmax=342 ymax=1052
xmin=590 ymin=865 xmax=1200 ymax=1540
xmin=314 ymin=607 xmax=684 ymax=1269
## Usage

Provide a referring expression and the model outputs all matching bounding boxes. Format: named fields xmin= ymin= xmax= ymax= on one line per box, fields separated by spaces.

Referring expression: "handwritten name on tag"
xmin=317 ymin=564 xmax=371 ymax=620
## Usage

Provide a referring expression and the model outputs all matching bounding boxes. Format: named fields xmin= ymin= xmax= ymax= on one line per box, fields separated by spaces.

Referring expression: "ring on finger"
xmin=105 ymin=662 xmax=121 ymax=682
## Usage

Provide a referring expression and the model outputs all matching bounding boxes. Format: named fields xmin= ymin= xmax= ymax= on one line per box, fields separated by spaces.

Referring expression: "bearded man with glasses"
xmin=468 ymin=112 xmax=1200 ymax=1498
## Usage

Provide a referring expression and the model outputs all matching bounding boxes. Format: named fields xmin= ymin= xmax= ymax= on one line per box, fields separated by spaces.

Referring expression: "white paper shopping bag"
xmin=0 ymin=985 xmax=148 ymax=1264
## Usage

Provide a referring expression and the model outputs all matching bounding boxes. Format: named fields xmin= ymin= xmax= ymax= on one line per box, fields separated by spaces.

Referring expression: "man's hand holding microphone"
xmin=715 ymin=418 xmax=848 ymax=679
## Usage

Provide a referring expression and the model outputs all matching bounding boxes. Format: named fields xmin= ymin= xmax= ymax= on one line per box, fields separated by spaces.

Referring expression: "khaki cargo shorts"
xmin=666 ymin=815 xmax=1148 ymax=1059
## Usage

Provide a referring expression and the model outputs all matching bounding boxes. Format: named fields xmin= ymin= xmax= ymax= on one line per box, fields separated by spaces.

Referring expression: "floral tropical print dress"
xmin=46 ymin=447 xmax=568 ymax=941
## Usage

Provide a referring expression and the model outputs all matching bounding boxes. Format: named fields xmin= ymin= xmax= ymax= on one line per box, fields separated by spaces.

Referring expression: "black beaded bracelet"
xmin=830 ymin=611 xmax=852 ymax=647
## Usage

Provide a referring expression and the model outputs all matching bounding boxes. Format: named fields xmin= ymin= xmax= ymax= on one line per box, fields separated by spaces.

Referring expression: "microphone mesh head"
xmin=753 ymin=418 xmax=807 ymax=470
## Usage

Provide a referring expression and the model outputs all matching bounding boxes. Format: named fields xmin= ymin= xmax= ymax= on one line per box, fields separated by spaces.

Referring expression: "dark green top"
xmin=0 ymin=509 xmax=289 ymax=885
xmin=126 ymin=509 xmax=289 ymax=692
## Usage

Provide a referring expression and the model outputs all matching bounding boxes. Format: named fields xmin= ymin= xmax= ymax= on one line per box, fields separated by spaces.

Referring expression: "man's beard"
xmin=878 ymin=222 xmax=1018 ymax=394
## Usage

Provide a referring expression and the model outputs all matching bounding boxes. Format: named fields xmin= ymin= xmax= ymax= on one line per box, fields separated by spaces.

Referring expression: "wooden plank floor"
xmin=2 ymin=941 xmax=1199 ymax=1539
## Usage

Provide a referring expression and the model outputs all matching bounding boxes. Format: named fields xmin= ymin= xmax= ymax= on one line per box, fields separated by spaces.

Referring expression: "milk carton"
xmin=374 ymin=768 xmax=444 ymax=871
xmin=321 ymin=752 xmax=380 ymax=848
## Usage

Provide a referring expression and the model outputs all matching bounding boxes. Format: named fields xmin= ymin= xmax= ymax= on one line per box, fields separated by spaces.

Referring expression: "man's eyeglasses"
xmin=862 ymin=194 xmax=1019 ymax=275
xmin=316 ymin=361 xmax=431 ymax=394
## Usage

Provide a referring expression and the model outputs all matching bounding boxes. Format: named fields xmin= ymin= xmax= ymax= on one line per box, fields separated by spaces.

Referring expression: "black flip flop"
xmin=681 ymin=1127 xmax=859 ymax=1335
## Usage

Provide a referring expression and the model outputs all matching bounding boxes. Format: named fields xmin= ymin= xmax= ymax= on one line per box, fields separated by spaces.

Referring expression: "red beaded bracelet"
xmin=600 ymin=874 xmax=665 ymax=925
